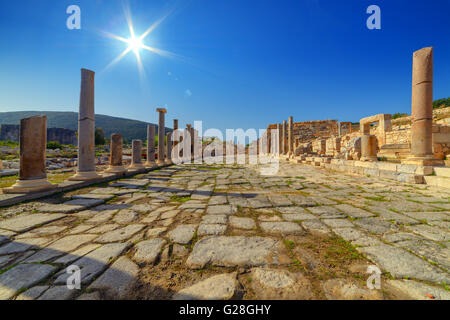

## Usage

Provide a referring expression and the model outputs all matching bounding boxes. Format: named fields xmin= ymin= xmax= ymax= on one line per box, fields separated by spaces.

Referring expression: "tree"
xmin=95 ymin=127 xmax=106 ymax=146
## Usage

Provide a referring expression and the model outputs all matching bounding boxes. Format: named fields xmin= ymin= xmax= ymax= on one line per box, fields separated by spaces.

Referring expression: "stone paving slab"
xmin=0 ymin=213 xmax=65 ymax=232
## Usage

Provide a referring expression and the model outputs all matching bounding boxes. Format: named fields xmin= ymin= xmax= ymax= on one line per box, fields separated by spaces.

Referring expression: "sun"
xmin=101 ymin=3 xmax=179 ymax=77
xmin=127 ymin=36 xmax=143 ymax=53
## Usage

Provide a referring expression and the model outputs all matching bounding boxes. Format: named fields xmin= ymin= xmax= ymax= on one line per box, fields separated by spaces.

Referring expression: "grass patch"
xmin=170 ymin=195 xmax=191 ymax=203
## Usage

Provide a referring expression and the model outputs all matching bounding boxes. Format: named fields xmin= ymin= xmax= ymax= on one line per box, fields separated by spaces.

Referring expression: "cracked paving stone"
xmin=321 ymin=218 xmax=354 ymax=228
xmin=86 ymin=210 xmax=118 ymax=224
xmin=168 ymin=224 xmax=197 ymax=244
xmin=386 ymin=279 xmax=450 ymax=300
xmin=53 ymin=243 xmax=101 ymax=265
xmin=54 ymin=242 xmax=130 ymax=285
xmin=353 ymin=217 xmax=398 ymax=235
xmin=322 ymin=279 xmax=383 ymax=300
xmin=15 ymin=285 xmax=49 ymax=300
xmin=229 ymin=217 xmax=256 ymax=230
xmin=146 ymin=227 xmax=167 ymax=238
xmin=160 ymin=210 xmax=179 ymax=220
xmin=133 ymin=238 xmax=166 ymax=264
xmin=406 ymin=224 xmax=450 ymax=242
xmin=0 ymin=238 xmax=52 ymax=256
xmin=113 ymin=209 xmax=140 ymax=224
xmin=72 ymin=194 xmax=115 ymax=201
xmin=198 ymin=223 xmax=227 ymax=236
xmin=334 ymin=204 xmax=374 ymax=218
xmin=26 ymin=234 xmax=97 ymax=263
xmin=301 ymin=220 xmax=331 ymax=235
xmin=172 ymin=273 xmax=238 ymax=300
xmin=206 ymin=205 xmax=236 ymax=215
xmin=186 ymin=236 xmax=287 ymax=268
xmin=358 ymin=245 xmax=450 ymax=284
xmin=250 ymin=267 xmax=314 ymax=299
xmin=0 ymin=263 xmax=56 ymax=300
xmin=38 ymin=285 xmax=76 ymax=300
xmin=89 ymin=256 xmax=139 ymax=300
xmin=0 ymin=213 xmax=65 ymax=233
xmin=95 ymin=224 xmax=145 ymax=243
xmin=202 ymin=215 xmax=228 ymax=224
xmin=282 ymin=213 xmax=316 ymax=221
xmin=332 ymin=228 xmax=367 ymax=241
xmin=87 ymin=224 xmax=119 ymax=234
xmin=259 ymin=222 xmax=304 ymax=235
xmin=396 ymin=239 xmax=450 ymax=271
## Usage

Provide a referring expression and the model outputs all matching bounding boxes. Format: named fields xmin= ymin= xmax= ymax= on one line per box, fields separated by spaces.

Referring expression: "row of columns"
xmin=4 ymin=68 xmax=182 ymax=194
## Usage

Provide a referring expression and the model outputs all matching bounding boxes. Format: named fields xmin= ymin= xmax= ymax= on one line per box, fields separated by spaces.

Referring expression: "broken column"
xmin=105 ymin=133 xmax=126 ymax=173
xmin=288 ymin=116 xmax=294 ymax=157
xmin=360 ymin=135 xmax=378 ymax=161
xmin=165 ymin=132 xmax=172 ymax=165
xmin=145 ymin=125 xmax=156 ymax=168
xmin=70 ymin=69 xmax=101 ymax=181
xmin=4 ymin=116 xmax=57 ymax=193
xmin=156 ymin=108 xmax=167 ymax=165
xmin=129 ymin=139 xmax=144 ymax=170
xmin=403 ymin=47 xmax=443 ymax=166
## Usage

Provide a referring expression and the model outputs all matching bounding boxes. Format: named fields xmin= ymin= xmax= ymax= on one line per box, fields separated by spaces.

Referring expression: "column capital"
xmin=156 ymin=108 xmax=167 ymax=113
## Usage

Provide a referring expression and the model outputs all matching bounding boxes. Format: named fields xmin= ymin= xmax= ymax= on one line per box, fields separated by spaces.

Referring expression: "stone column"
xmin=361 ymin=135 xmax=378 ymax=161
xmin=165 ymin=133 xmax=173 ymax=165
xmin=281 ymin=121 xmax=286 ymax=155
xmin=277 ymin=123 xmax=282 ymax=156
xmin=404 ymin=47 xmax=443 ymax=166
xmin=105 ymin=133 xmax=126 ymax=173
xmin=283 ymin=120 xmax=287 ymax=155
xmin=156 ymin=108 xmax=167 ymax=165
xmin=70 ymin=69 xmax=100 ymax=181
xmin=145 ymin=125 xmax=156 ymax=167
xmin=4 ymin=116 xmax=57 ymax=193
xmin=288 ymin=116 xmax=294 ymax=157
xmin=267 ymin=129 xmax=271 ymax=154
xmin=129 ymin=139 xmax=144 ymax=169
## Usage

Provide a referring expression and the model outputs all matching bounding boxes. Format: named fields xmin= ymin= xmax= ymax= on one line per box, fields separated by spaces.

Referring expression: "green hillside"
xmin=0 ymin=111 xmax=172 ymax=142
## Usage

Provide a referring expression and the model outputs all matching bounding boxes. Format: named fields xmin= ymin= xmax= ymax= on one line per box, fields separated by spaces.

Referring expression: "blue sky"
xmin=0 ymin=0 xmax=449 ymax=133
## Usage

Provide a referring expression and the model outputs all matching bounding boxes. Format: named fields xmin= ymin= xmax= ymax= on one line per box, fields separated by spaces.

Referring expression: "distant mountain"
xmin=0 ymin=111 xmax=172 ymax=142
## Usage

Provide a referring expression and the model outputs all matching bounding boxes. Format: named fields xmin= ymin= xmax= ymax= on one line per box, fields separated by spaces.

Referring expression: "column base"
xmin=402 ymin=156 xmax=445 ymax=166
xmin=164 ymin=159 xmax=173 ymax=165
xmin=156 ymin=160 xmax=165 ymax=166
xmin=3 ymin=178 xmax=58 ymax=194
xmin=127 ymin=163 xmax=145 ymax=171
xmin=145 ymin=161 xmax=156 ymax=168
xmin=360 ymin=156 xmax=378 ymax=162
xmin=104 ymin=166 xmax=127 ymax=174
xmin=68 ymin=171 xmax=102 ymax=181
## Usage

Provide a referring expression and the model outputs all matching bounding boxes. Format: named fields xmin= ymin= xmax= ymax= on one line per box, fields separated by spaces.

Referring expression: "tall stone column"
xmin=404 ymin=47 xmax=443 ymax=166
xmin=165 ymin=133 xmax=173 ymax=165
xmin=145 ymin=125 xmax=156 ymax=167
xmin=70 ymin=69 xmax=100 ymax=181
xmin=277 ymin=123 xmax=282 ymax=156
xmin=129 ymin=139 xmax=144 ymax=170
xmin=156 ymin=108 xmax=167 ymax=165
xmin=283 ymin=120 xmax=287 ymax=155
xmin=105 ymin=133 xmax=126 ymax=173
xmin=288 ymin=116 xmax=294 ymax=157
xmin=4 ymin=116 xmax=57 ymax=193
xmin=361 ymin=135 xmax=378 ymax=161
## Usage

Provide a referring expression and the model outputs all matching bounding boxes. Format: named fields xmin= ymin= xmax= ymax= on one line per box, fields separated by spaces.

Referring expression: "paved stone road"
xmin=0 ymin=162 xmax=449 ymax=300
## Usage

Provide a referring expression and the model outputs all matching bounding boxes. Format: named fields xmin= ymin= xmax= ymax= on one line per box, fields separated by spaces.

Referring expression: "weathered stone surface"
xmin=406 ymin=224 xmax=450 ymax=242
xmin=359 ymin=245 xmax=450 ymax=284
xmin=250 ymin=267 xmax=314 ymax=299
xmin=168 ymin=224 xmax=197 ymax=244
xmin=146 ymin=227 xmax=167 ymax=238
xmin=322 ymin=279 xmax=383 ymax=300
xmin=26 ymin=234 xmax=97 ymax=262
xmin=0 ymin=238 xmax=50 ymax=255
xmin=38 ymin=286 xmax=76 ymax=300
xmin=281 ymin=213 xmax=316 ymax=221
xmin=353 ymin=217 xmax=398 ymax=235
xmin=198 ymin=223 xmax=227 ymax=236
xmin=53 ymin=243 xmax=101 ymax=265
xmin=160 ymin=210 xmax=179 ymax=220
xmin=334 ymin=204 xmax=374 ymax=218
xmin=0 ymin=264 xmax=56 ymax=300
xmin=301 ymin=220 xmax=331 ymax=235
xmin=55 ymin=242 xmax=130 ymax=285
xmin=134 ymin=238 xmax=166 ymax=264
xmin=95 ymin=224 xmax=145 ymax=243
xmin=15 ymin=285 xmax=49 ymax=300
xmin=202 ymin=215 xmax=228 ymax=224
xmin=89 ymin=256 xmax=139 ymax=299
xmin=229 ymin=217 xmax=256 ymax=229
xmin=387 ymin=279 xmax=450 ymax=300
xmin=113 ymin=209 xmax=139 ymax=224
xmin=206 ymin=205 xmax=235 ymax=215
xmin=0 ymin=213 xmax=65 ymax=232
xmin=332 ymin=228 xmax=367 ymax=241
xmin=186 ymin=236 xmax=283 ymax=268
xmin=172 ymin=273 xmax=237 ymax=300
xmin=322 ymin=218 xmax=354 ymax=228
xmin=260 ymin=222 xmax=304 ymax=235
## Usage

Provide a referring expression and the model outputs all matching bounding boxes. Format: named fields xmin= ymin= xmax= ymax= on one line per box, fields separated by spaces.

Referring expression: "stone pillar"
xmin=129 ymin=139 xmax=144 ymax=169
xmin=156 ymin=108 xmax=167 ymax=165
xmin=4 ymin=116 xmax=57 ymax=193
xmin=282 ymin=120 xmax=287 ymax=155
xmin=105 ymin=133 xmax=126 ymax=173
xmin=288 ymin=116 xmax=294 ymax=157
xmin=361 ymin=135 xmax=378 ymax=161
xmin=277 ymin=123 xmax=282 ymax=156
xmin=404 ymin=47 xmax=443 ymax=166
xmin=165 ymin=133 xmax=172 ymax=165
xmin=145 ymin=125 xmax=156 ymax=167
xmin=267 ymin=129 xmax=271 ymax=154
xmin=70 ymin=69 xmax=100 ymax=181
